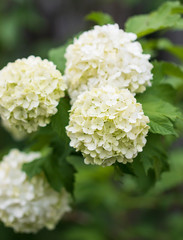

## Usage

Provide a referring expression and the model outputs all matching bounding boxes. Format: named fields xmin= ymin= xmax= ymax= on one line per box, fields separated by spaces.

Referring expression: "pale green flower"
xmin=66 ymin=86 xmax=149 ymax=166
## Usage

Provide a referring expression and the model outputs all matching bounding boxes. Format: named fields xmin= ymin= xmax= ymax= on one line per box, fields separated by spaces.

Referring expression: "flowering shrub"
xmin=0 ymin=1 xmax=183 ymax=236
xmin=66 ymin=87 xmax=149 ymax=166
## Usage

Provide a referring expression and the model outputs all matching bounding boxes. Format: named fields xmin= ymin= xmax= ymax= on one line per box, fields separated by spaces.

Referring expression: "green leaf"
xmin=42 ymin=156 xmax=64 ymax=192
xmin=114 ymin=134 xmax=169 ymax=192
xmin=115 ymin=162 xmax=135 ymax=176
xmin=51 ymin=97 xmax=71 ymax=145
xmin=151 ymin=61 xmax=165 ymax=86
xmin=158 ymin=61 xmax=183 ymax=90
xmin=22 ymin=147 xmax=52 ymax=179
xmin=137 ymin=95 xmax=182 ymax=136
xmin=157 ymin=39 xmax=183 ymax=62
xmin=174 ymin=18 xmax=183 ymax=30
xmin=125 ymin=1 xmax=183 ymax=37
xmin=138 ymin=134 xmax=167 ymax=177
xmin=138 ymin=61 xmax=183 ymax=103
xmin=139 ymin=38 xmax=158 ymax=57
xmin=27 ymin=125 xmax=54 ymax=152
xmin=161 ymin=76 xmax=183 ymax=90
xmin=166 ymin=45 xmax=183 ymax=63
xmin=48 ymin=32 xmax=81 ymax=74
xmin=42 ymin=97 xmax=76 ymax=194
xmin=85 ymin=11 xmax=114 ymax=25
xmin=149 ymin=116 xmax=175 ymax=135
xmin=57 ymin=156 xmax=76 ymax=195
xmin=48 ymin=41 xmax=71 ymax=74
xmin=22 ymin=148 xmax=76 ymax=194
xmin=29 ymin=97 xmax=73 ymax=158
xmin=22 ymin=156 xmax=46 ymax=179
xmin=151 ymin=150 xmax=183 ymax=194
xmin=162 ymin=62 xmax=183 ymax=80
xmin=115 ymin=134 xmax=167 ymax=190
xmin=130 ymin=159 xmax=155 ymax=192
xmin=141 ymin=38 xmax=183 ymax=63
xmin=42 ymin=155 xmax=76 ymax=194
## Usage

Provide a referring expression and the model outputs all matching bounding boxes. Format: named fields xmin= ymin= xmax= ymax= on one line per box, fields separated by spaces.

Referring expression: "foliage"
xmin=23 ymin=98 xmax=76 ymax=194
xmin=152 ymin=150 xmax=183 ymax=193
xmin=0 ymin=0 xmax=183 ymax=239
xmin=45 ymin=2 xmax=183 ymax=198
xmin=85 ymin=11 xmax=115 ymax=25
xmin=4 ymin=0 xmax=183 ymax=206
xmin=138 ymin=95 xmax=181 ymax=135
xmin=125 ymin=1 xmax=183 ymax=37
xmin=141 ymin=38 xmax=183 ymax=62
xmin=48 ymin=42 xmax=71 ymax=74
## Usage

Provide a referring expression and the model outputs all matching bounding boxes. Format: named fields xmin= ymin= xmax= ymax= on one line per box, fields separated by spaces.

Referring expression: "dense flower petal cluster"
xmin=65 ymin=24 xmax=153 ymax=103
xmin=0 ymin=149 xmax=70 ymax=233
xmin=0 ymin=56 xmax=66 ymax=133
xmin=66 ymin=87 xmax=150 ymax=166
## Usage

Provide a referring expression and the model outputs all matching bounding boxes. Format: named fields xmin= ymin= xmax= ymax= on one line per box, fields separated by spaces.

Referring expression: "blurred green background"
xmin=0 ymin=0 xmax=183 ymax=239
xmin=0 ymin=0 xmax=183 ymax=68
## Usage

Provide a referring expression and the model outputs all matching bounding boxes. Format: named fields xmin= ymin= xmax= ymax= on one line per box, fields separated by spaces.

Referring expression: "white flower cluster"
xmin=0 ymin=56 xmax=66 ymax=134
xmin=66 ymin=87 xmax=149 ymax=166
xmin=0 ymin=149 xmax=70 ymax=233
xmin=65 ymin=24 xmax=153 ymax=103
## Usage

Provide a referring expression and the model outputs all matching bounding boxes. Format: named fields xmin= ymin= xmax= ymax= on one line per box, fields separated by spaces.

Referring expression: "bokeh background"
xmin=1 ymin=0 xmax=183 ymax=67
xmin=0 ymin=0 xmax=183 ymax=239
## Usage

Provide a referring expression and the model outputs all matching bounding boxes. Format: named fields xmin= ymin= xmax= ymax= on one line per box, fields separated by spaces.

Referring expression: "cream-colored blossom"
xmin=0 ymin=56 xmax=66 ymax=133
xmin=66 ymin=87 xmax=149 ymax=166
xmin=65 ymin=24 xmax=153 ymax=103
xmin=0 ymin=149 xmax=70 ymax=233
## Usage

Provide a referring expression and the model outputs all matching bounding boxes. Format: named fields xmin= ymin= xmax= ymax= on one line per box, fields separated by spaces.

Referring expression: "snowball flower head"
xmin=0 ymin=149 xmax=70 ymax=233
xmin=0 ymin=56 xmax=66 ymax=133
xmin=66 ymin=87 xmax=150 ymax=166
xmin=65 ymin=24 xmax=153 ymax=103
